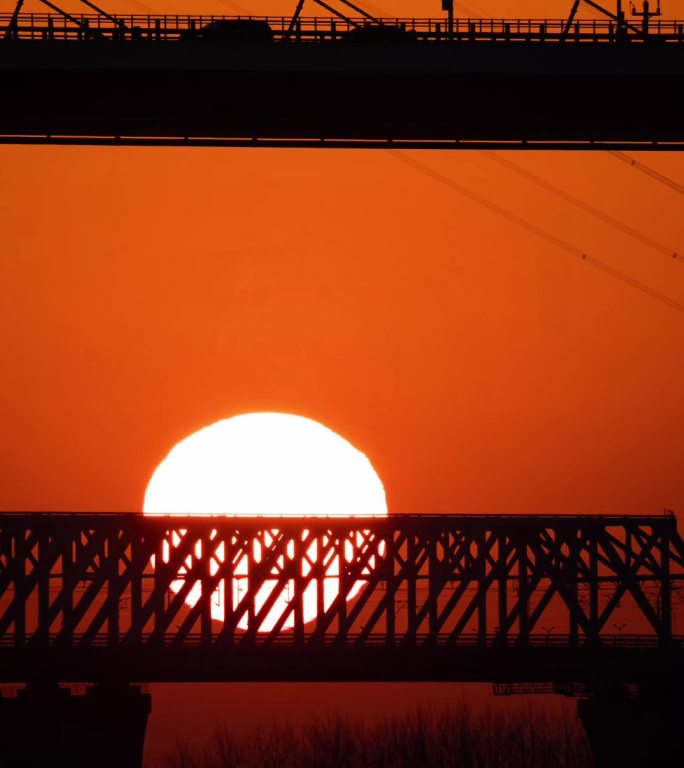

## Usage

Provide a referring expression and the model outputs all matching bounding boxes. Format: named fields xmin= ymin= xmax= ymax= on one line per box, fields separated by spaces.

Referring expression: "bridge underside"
xmin=1 ymin=41 xmax=683 ymax=149
xmin=2 ymin=643 xmax=681 ymax=684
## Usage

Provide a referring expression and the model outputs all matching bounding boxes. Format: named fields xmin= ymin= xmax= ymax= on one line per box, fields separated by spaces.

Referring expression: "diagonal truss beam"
xmin=0 ymin=515 xmax=682 ymax=653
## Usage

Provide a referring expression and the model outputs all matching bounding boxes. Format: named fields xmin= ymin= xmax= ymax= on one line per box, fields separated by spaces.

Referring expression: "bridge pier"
xmin=0 ymin=681 xmax=151 ymax=768
xmin=577 ymin=679 xmax=684 ymax=768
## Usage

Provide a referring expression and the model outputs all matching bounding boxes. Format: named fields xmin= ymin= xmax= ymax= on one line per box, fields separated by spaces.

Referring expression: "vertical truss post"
xmin=428 ymin=536 xmax=438 ymax=640
xmin=294 ymin=532 xmax=304 ymax=644
xmin=62 ymin=532 xmax=74 ymax=643
xmin=497 ymin=531 xmax=508 ymax=643
xmin=477 ymin=530 xmax=487 ymax=645
xmin=108 ymin=531 xmax=120 ymax=645
xmin=385 ymin=529 xmax=395 ymax=645
xmin=616 ymin=0 xmax=625 ymax=38
xmin=589 ymin=531 xmax=599 ymax=640
xmin=660 ymin=529 xmax=672 ymax=644
xmin=218 ymin=534 xmax=234 ymax=645
xmin=518 ymin=535 xmax=529 ymax=642
xmin=407 ymin=533 xmax=417 ymax=643
xmin=337 ymin=534 xmax=348 ymax=642
xmin=315 ymin=532 xmax=324 ymax=637
xmin=152 ymin=540 xmax=166 ymax=642
xmin=442 ymin=0 xmax=454 ymax=39
xmin=14 ymin=531 xmax=26 ymax=646
xmin=37 ymin=530 xmax=51 ymax=642
xmin=130 ymin=534 xmax=142 ymax=643
xmin=200 ymin=536 xmax=212 ymax=647
xmin=568 ymin=529 xmax=579 ymax=646
xmin=247 ymin=536 xmax=256 ymax=637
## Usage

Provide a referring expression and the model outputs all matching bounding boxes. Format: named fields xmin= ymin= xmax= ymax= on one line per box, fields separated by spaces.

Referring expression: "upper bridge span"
xmin=1 ymin=512 xmax=683 ymax=684
xmin=1 ymin=12 xmax=684 ymax=149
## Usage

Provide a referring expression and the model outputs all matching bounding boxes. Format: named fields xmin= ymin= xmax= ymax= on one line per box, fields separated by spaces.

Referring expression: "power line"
xmin=609 ymin=151 xmax=684 ymax=196
xmin=481 ymin=150 xmax=681 ymax=264
xmin=391 ymin=151 xmax=684 ymax=314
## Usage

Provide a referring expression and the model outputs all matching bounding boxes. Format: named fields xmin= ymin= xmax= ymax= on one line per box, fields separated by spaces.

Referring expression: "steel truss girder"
xmin=0 ymin=514 xmax=683 ymax=657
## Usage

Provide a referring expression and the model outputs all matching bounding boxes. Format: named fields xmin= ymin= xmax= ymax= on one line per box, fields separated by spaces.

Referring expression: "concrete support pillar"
xmin=578 ymin=680 xmax=684 ymax=768
xmin=0 ymin=682 xmax=151 ymax=768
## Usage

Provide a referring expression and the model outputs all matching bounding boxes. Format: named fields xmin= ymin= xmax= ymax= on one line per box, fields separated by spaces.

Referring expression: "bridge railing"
xmin=2 ymin=13 xmax=684 ymax=43
xmin=0 ymin=630 xmax=680 ymax=647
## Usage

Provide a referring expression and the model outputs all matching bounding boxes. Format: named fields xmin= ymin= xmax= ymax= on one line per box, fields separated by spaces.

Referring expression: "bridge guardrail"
xmin=1 ymin=632 xmax=681 ymax=647
xmin=2 ymin=13 xmax=684 ymax=43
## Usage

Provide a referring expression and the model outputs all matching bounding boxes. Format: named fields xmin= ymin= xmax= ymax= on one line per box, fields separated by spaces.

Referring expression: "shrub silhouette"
xmin=163 ymin=702 xmax=591 ymax=768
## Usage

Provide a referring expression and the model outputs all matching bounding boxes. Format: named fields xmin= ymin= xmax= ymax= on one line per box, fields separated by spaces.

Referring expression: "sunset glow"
xmin=143 ymin=413 xmax=387 ymax=628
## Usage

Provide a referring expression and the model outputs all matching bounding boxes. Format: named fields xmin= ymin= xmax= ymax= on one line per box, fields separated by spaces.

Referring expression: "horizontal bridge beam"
xmin=2 ymin=36 xmax=683 ymax=148
xmin=1 ymin=137 xmax=683 ymax=151
xmin=2 ymin=641 xmax=683 ymax=683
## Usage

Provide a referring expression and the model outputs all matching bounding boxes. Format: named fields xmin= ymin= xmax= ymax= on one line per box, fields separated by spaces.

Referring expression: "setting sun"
xmin=143 ymin=412 xmax=387 ymax=517
xmin=143 ymin=413 xmax=387 ymax=628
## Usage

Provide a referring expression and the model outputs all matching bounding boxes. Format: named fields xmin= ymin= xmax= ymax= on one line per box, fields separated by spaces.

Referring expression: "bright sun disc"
xmin=143 ymin=413 xmax=387 ymax=517
xmin=143 ymin=413 xmax=387 ymax=629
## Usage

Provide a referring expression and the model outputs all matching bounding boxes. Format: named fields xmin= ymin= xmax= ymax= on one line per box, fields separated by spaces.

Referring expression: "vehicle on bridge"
xmin=179 ymin=19 xmax=274 ymax=43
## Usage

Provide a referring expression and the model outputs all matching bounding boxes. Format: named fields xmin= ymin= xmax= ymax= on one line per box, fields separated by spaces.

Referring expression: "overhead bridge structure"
xmin=1 ymin=512 xmax=684 ymax=767
xmin=1 ymin=11 xmax=684 ymax=150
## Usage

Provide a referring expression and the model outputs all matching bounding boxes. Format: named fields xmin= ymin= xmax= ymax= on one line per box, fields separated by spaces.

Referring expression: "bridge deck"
xmin=3 ymin=636 xmax=684 ymax=684
xmin=1 ymin=14 xmax=684 ymax=149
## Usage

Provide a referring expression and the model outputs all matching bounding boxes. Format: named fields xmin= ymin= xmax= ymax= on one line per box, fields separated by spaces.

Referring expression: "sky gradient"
xmin=1 ymin=0 xmax=683 ymax=760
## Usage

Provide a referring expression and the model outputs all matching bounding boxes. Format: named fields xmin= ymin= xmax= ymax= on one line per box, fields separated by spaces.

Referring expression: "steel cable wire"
xmin=609 ymin=151 xmax=684 ymax=196
xmin=392 ymin=151 xmax=684 ymax=314
xmin=481 ymin=150 xmax=682 ymax=264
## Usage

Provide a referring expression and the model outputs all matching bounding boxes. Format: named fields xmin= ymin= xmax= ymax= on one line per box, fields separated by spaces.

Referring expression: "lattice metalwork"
xmin=1 ymin=513 xmax=683 ymax=645
xmin=1 ymin=514 xmax=684 ymax=682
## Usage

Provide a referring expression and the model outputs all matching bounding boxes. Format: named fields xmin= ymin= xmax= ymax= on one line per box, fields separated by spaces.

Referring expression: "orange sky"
xmin=2 ymin=2 xmax=684 ymax=757
xmin=2 ymin=0 xmax=683 ymax=516
xmin=5 ymin=140 xmax=683 ymax=517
